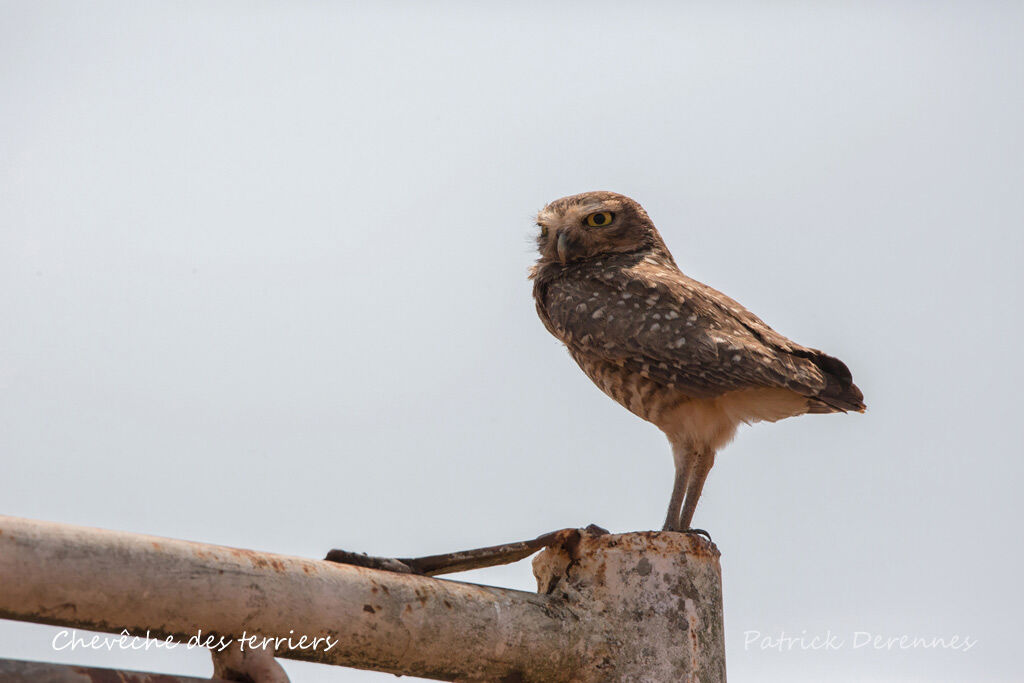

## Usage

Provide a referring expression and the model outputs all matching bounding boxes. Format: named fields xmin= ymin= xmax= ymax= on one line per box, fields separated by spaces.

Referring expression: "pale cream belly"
xmin=571 ymin=354 xmax=813 ymax=451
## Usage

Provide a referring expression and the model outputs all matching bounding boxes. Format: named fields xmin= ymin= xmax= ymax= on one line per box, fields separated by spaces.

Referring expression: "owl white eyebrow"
xmin=576 ymin=203 xmax=618 ymax=215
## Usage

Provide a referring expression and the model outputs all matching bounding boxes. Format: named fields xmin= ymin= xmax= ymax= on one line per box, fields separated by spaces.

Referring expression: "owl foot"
xmin=683 ymin=527 xmax=712 ymax=541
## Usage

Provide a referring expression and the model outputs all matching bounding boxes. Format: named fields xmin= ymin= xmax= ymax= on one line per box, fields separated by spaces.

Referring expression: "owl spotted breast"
xmin=530 ymin=191 xmax=865 ymax=532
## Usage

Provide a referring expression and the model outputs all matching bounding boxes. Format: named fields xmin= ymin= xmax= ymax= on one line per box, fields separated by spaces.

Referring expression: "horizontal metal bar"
xmin=0 ymin=515 xmax=580 ymax=681
xmin=0 ymin=657 xmax=228 ymax=682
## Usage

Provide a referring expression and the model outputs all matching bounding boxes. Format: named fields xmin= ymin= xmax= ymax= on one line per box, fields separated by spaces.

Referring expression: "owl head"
xmin=534 ymin=191 xmax=674 ymax=266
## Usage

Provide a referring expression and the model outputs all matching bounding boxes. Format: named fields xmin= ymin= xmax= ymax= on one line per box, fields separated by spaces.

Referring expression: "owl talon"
xmin=684 ymin=528 xmax=712 ymax=541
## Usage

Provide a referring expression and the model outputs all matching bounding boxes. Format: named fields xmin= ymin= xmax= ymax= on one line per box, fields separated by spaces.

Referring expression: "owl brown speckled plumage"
xmin=531 ymin=191 xmax=865 ymax=532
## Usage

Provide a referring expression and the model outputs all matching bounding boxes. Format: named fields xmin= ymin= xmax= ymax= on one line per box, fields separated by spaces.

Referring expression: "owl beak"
xmin=556 ymin=230 xmax=570 ymax=265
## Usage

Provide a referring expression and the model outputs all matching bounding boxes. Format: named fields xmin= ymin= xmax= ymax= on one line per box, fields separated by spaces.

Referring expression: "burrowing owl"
xmin=531 ymin=191 xmax=864 ymax=532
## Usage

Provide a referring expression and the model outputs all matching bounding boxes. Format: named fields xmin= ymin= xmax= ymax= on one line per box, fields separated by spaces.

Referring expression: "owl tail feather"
xmin=803 ymin=351 xmax=866 ymax=414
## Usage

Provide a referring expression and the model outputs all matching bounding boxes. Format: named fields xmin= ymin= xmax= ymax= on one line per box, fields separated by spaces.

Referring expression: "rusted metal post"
xmin=0 ymin=515 xmax=725 ymax=682
xmin=534 ymin=529 xmax=726 ymax=682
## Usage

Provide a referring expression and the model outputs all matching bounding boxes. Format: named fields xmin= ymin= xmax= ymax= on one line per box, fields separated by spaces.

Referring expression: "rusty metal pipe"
xmin=0 ymin=515 xmax=579 ymax=681
xmin=0 ymin=658 xmax=231 ymax=682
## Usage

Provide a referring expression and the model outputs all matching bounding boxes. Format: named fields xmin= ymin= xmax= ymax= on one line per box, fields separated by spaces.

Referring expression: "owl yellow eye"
xmin=539 ymin=224 xmax=549 ymax=237
xmin=585 ymin=212 xmax=614 ymax=227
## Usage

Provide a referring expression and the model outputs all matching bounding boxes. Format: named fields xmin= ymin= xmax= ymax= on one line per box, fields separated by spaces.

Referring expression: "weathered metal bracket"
xmin=325 ymin=524 xmax=609 ymax=575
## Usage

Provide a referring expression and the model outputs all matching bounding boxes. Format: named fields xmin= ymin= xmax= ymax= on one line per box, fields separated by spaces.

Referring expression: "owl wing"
xmin=539 ymin=266 xmax=856 ymax=406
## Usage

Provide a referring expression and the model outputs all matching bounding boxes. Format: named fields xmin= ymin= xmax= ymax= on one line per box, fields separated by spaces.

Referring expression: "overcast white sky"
xmin=2 ymin=3 xmax=1022 ymax=682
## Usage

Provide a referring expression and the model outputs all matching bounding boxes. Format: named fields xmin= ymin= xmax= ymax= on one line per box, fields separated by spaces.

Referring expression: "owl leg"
xmin=663 ymin=442 xmax=696 ymax=531
xmin=677 ymin=449 xmax=716 ymax=531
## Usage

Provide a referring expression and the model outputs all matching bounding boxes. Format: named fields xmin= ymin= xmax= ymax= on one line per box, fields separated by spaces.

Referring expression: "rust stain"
xmin=594 ymin=560 xmax=607 ymax=586
xmin=688 ymin=609 xmax=700 ymax=651
xmin=222 ymin=547 xmax=289 ymax=572
xmin=579 ymin=529 xmax=720 ymax=561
